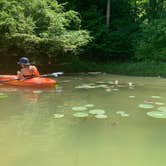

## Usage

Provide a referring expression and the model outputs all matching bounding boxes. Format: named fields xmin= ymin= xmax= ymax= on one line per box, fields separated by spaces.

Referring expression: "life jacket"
xmin=20 ymin=65 xmax=40 ymax=79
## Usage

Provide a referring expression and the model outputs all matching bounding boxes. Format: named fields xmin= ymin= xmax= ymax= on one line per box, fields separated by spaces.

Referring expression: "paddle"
xmin=0 ymin=72 xmax=64 ymax=83
xmin=40 ymin=72 xmax=64 ymax=77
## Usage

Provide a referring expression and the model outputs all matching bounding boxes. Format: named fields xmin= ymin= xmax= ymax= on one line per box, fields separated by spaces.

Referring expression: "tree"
xmin=0 ymin=0 xmax=92 ymax=63
xmin=106 ymin=0 xmax=111 ymax=27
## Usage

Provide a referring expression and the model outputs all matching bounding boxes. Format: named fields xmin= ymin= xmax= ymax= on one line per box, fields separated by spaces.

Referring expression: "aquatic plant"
xmin=89 ymin=109 xmax=105 ymax=115
xmin=151 ymin=96 xmax=161 ymax=99
xmin=157 ymin=107 xmax=166 ymax=112
xmin=73 ymin=112 xmax=89 ymax=118
xmin=95 ymin=114 xmax=108 ymax=119
xmin=116 ymin=111 xmax=125 ymax=114
xmin=0 ymin=94 xmax=8 ymax=99
xmin=147 ymin=111 xmax=166 ymax=119
xmin=54 ymin=114 xmax=64 ymax=118
xmin=116 ymin=111 xmax=130 ymax=117
xmin=72 ymin=106 xmax=87 ymax=111
xmin=138 ymin=104 xmax=154 ymax=109
xmin=155 ymin=102 xmax=165 ymax=106
xmin=105 ymin=89 xmax=111 ymax=92
xmin=129 ymin=96 xmax=135 ymax=98
xmin=120 ymin=113 xmax=130 ymax=117
xmin=144 ymin=100 xmax=153 ymax=104
xmin=84 ymin=104 xmax=94 ymax=108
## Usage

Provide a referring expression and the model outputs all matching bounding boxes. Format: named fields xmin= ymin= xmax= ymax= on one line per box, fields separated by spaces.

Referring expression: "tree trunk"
xmin=157 ymin=0 xmax=164 ymax=16
xmin=106 ymin=0 xmax=111 ymax=27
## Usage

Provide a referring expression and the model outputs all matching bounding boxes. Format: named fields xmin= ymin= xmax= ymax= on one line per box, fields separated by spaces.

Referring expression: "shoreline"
xmin=1 ymin=61 xmax=166 ymax=77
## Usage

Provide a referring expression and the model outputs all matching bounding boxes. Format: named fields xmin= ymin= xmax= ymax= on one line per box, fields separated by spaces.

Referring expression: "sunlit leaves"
xmin=0 ymin=0 xmax=91 ymax=57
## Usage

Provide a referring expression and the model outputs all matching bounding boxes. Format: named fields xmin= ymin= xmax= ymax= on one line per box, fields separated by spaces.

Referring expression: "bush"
xmin=134 ymin=18 xmax=166 ymax=61
xmin=0 ymin=0 xmax=92 ymax=62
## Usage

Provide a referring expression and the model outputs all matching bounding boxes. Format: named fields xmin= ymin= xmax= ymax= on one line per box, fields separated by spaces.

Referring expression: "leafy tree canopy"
xmin=0 ymin=0 xmax=92 ymax=61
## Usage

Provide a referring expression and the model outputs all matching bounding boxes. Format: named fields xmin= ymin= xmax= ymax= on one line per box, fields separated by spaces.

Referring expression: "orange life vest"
xmin=18 ymin=65 xmax=40 ymax=79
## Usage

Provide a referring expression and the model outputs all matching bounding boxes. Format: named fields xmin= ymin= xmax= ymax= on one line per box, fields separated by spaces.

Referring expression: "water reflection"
xmin=0 ymin=74 xmax=166 ymax=166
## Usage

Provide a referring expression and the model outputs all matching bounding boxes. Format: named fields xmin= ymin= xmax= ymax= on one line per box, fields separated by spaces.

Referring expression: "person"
xmin=17 ymin=57 xmax=40 ymax=80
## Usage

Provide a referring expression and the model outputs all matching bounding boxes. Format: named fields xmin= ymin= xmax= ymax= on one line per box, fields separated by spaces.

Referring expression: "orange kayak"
xmin=0 ymin=75 xmax=56 ymax=88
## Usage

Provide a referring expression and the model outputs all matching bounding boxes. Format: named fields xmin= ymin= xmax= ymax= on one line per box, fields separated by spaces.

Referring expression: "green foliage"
xmin=134 ymin=18 xmax=166 ymax=61
xmin=59 ymin=0 xmax=139 ymax=62
xmin=0 ymin=0 xmax=166 ymax=65
xmin=0 ymin=0 xmax=91 ymax=61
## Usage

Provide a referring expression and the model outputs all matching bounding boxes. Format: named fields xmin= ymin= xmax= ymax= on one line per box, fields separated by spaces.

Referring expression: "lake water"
xmin=0 ymin=73 xmax=166 ymax=166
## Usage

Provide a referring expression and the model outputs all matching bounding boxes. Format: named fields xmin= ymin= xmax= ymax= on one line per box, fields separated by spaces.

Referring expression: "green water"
xmin=0 ymin=74 xmax=166 ymax=166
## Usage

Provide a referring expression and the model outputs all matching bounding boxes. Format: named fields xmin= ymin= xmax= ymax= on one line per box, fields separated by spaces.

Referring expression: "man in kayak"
xmin=17 ymin=57 xmax=40 ymax=79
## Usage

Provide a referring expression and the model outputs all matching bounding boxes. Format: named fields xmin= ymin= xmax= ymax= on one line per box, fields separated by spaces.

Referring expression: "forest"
xmin=0 ymin=0 xmax=166 ymax=68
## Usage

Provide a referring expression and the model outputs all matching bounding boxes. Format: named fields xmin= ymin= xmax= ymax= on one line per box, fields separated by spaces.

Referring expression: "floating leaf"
xmin=105 ymin=89 xmax=111 ymax=92
xmin=120 ymin=113 xmax=130 ymax=117
xmin=147 ymin=111 xmax=166 ymax=119
xmin=144 ymin=100 xmax=153 ymax=104
xmin=107 ymin=81 xmax=114 ymax=84
xmin=54 ymin=114 xmax=64 ymax=119
xmin=157 ymin=107 xmax=166 ymax=112
xmin=155 ymin=102 xmax=165 ymax=106
xmin=129 ymin=96 xmax=135 ymax=98
xmin=84 ymin=104 xmax=94 ymax=108
xmin=95 ymin=114 xmax=108 ymax=119
xmin=138 ymin=104 xmax=154 ymax=109
xmin=72 ymin=106 xmax=87 ymax=111
xmin=89 ymin=109 xmax=105 ymax=115
xmin=116 ymin=111 xmax=125 ymax=114
xmin=0 ymin=95 xmax=8 ymax=99
xmin=73 ymin=112 xmax=89 ymax=118
xmin=151 ymin=96 xmax=161 ymax=99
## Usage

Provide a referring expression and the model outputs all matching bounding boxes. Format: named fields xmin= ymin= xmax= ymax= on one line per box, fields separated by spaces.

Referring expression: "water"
xmin=0 ymin=74 xmax=166 ymax=166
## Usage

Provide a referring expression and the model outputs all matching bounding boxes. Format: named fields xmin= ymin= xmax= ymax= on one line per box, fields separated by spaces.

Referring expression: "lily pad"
xmin=73 ymin=112 xmax=89 ymax=118
xmin=72 ymin=106 xmax=87 ymax=111
xmin=144 ymin=100 xmax=153 ymax=104
xmin=0 ymin=95 xmax=8 ymax=99
xmin=116 ymin=111 xmax=125 ymax=114
xmin=107 ymin=81 xmax=114 ymax=84
xmin=155 ymin=102 xmax=165 ymax=106
xmin=105 ymin=89 xmax=111 ymax=92
xmin=129 ymin=87 xmax=135 ymax=89
xmin=138 ymin=104 xmax=154 ymax=109
xmin=54 ymin=114 xmax=64 ymax=119
xmin=157 ymin=107 xmax=166 ymax=112
xmin=147 ymin=111 xmax=166 ymax=119
xmin=89 ymin=109 xmax=105 ymax=115
xmin=120 ymin=113 xmax=130 ymax=117
xmin=95 ymin=114 xmax=108 ymax=119
xmin=151 ymin=96 xmax=161 ymax=99
xmin=84 ymin=104 xmax=94 ymax=108
xmin=129 ymin=96 xmax=135 ymax=98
